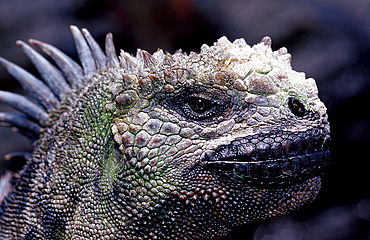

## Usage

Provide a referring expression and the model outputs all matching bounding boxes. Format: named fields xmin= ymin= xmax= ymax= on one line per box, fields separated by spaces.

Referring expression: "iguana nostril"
xmin=288 ymin=97 xmax=306 ymax=117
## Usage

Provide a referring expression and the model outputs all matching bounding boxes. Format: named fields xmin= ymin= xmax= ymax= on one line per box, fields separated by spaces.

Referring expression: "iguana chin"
xmin=0 ymin=26 xmax=330 ymax=239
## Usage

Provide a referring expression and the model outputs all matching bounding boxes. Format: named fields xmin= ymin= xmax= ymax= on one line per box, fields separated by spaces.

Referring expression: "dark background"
xmin=0 ymin=0 xmax=369 ymax=239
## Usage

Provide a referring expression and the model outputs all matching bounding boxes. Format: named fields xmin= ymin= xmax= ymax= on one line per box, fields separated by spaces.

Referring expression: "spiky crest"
xmin=0 ymin=26 xmax=119 ymax=141
xmin=0 ymin=27 xmax=300 ymax=143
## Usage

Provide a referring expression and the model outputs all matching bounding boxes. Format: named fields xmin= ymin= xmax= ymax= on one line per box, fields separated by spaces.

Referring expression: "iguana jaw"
xmin=202 ymin=150 xmax=329 ymax=186
xmin=201 ymin=130 xmax=330 ymax=186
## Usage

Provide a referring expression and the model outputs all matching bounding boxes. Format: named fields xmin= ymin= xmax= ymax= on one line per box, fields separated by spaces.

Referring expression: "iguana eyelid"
xmin=168 ymin=89 xmax=230 ymax=122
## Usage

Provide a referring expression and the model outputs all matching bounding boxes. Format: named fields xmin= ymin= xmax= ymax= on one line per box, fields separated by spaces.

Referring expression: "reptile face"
xmin=163 ymin=85 xmax=329 ymax=188
xmin=162 ymin=84 xmax=329 ymax=188
xmin=108 ymin=37 xmax=330 ymax=238
xmin=0 ymin=27 xmax=330 ymax=240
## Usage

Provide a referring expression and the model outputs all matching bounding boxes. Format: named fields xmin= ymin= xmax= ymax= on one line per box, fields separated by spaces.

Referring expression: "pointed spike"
xmin=261 ymin=36 xmax=272 ymax=47
xmin=137 ymin=49 xmax=155 ymax=68
xmin=119 ymin=50 xmax=138 ymax=72
xmin=233 ymin=38 xmax=248 ymax=48
xmin=9 ymin=128 xmax=38 ymax=142
xmin=105 ymin=33 xmax=119 ymax=67
xmin=215 ymin=36 xmax=231 ymax=47
xmin=81 ymin=28 xmax=107 ymax=70
xmin=16 ymin=40 xmax=70 ymax=100
xmin=4 ymin=152 xmax=32 ymax=161
xmin=70 ymin=25 xmax=97 ymax=77
xmin=0 ymin=90 xmax=49 ymax=123
xmin=153 ymin=49 xmax=165 ymax=61
xmin=163 ymin=53 xmax=175 ymax=65
xmin=0 ymin=57 xmax=59 ymax=111
xmin=0 ymin=112 xmax=41 ymax=135
xmin=0 ymin=171 xmax=13 ymax=202
xmin=277 ymin=47 xmax=288 ymax=55
xmin=30 ymin=39 xmax=84 ymax=87
xmin=174 ymin=49 xmax=183 ymax=54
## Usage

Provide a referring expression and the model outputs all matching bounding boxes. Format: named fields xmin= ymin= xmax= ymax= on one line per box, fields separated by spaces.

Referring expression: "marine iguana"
xmin=0 ymin=26 xmax=330 ymax=239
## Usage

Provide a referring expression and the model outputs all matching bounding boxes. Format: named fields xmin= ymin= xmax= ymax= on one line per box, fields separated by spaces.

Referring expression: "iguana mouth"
xmin=201 ymin=130 xmax=330 ymax=186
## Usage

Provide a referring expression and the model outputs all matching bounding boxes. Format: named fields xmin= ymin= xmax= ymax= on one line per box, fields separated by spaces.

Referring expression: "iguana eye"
xmin=168 ymin=90 xmax=230 ymax=122
xmin=288 ymin=97 xmax=306 ymax=117
xmin=188 ymin=97 xmax=213 ymax=113
xmin=181 ymin=96 xmax=225 ymax=121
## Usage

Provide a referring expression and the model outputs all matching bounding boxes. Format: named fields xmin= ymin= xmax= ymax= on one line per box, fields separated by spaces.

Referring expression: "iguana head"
xmin=0 ymin=27 xmax=330 ymax=239
xmin=105 ymin=36 xmax=330 ymax=237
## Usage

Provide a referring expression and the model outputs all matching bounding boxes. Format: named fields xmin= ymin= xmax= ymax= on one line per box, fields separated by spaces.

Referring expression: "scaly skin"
xmin=0 ymin=27 xmax=330 ymax=239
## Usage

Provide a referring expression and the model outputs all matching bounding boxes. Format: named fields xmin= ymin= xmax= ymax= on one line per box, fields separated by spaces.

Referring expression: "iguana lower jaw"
xmin=207 ymin=151 xmax=329 ymax=186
